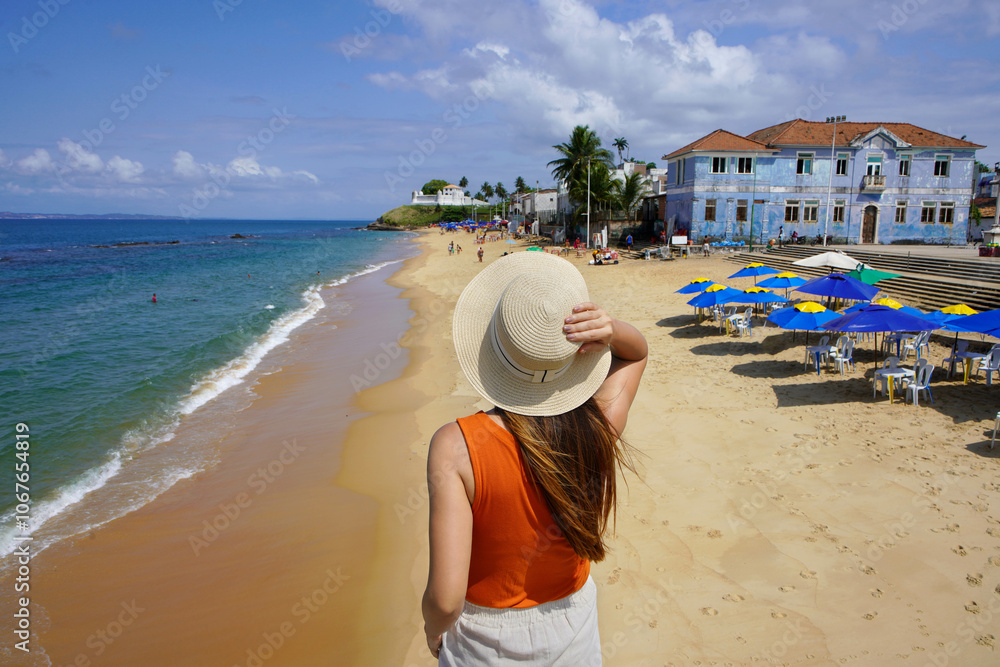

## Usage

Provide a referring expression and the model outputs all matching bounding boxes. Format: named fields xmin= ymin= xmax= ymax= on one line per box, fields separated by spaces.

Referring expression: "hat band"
xmin=489 ymin=314 xmax=574 ymax=384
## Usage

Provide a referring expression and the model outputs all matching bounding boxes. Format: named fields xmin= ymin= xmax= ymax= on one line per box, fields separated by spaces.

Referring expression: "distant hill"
xmin=372 ymin=204 xmax=481 ymax=229
xmin=0 ymin=211 xmax=183 ymax=220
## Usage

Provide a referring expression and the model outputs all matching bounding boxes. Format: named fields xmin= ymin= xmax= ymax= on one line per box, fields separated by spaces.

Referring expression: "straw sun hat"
xmin=452 ymin=252 xmax=612 ymax=416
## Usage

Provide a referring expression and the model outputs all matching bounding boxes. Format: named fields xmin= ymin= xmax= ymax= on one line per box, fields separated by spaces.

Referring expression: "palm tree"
xmin=612 ymin=137 xmax=629 ymax=167
xmin=459 ymin=176 xmax=468 ymax=189
xmin=480 ymin=182 xmax=494 ymax=202
xmin=495 ymin=182 xmax=507 ymax=201
xmin=548 ymin=125 xmax=614 ymax=206
xmin=613 ymin=172 xmax=651 ymax=222
xmin=514 ymin=176 xmax=526 ymax=193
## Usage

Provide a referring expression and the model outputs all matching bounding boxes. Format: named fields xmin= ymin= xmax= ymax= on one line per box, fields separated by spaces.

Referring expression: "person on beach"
xmin=422 ymin=252 xmax=647 ymax=665
xmin=625 ymin=234 xmax=632 ymax=252
xmin=152 ymin=293 xmax=157 ymax=303
xmin=477 ymin=247 xmax=484 ymax=263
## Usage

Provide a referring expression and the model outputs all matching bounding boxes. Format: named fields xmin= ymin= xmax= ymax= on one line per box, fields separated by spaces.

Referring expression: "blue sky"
xmin=1 ymin=0 xmax=998 ymax=220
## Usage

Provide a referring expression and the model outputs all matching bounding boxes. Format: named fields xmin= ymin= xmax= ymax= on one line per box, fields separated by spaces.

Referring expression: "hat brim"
xmin=453 ymin=252 xmax=611 ymax=416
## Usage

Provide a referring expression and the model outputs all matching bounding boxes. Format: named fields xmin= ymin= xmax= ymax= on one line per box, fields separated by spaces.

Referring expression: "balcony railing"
xmin=862 ymin=174 xmax=886 ymax=190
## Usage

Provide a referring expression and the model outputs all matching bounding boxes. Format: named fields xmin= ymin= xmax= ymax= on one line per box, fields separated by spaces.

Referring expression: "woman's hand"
xmin=427 ymin=632 xmax=442 ymax=659
xmin=563 ymin=302 xmax=615 ymax=354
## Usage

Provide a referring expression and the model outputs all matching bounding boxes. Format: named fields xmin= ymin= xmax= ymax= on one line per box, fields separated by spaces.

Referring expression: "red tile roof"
xmin=661 ymin=129 xmax=774 ymax=160
xmin=747 ymin=119 xmax=985 ymax=150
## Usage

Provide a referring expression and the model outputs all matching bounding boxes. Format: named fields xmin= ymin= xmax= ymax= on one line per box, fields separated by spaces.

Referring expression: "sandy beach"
xmin=384 ymin=232 xmax=1000 ymax=666
xmin=8 ymin=230 xmax=1000 ymax=666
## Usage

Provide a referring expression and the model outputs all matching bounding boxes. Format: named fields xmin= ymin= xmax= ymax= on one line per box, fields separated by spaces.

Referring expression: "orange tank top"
xmin=457 ymin=411 xmax=590 ymax=608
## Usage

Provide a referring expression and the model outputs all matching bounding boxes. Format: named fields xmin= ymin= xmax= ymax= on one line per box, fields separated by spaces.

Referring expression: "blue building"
xmin=660 ymin=119 xmax=984 ymax=245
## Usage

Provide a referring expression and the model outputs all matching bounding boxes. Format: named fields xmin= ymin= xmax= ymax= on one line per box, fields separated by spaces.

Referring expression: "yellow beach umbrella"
xmin=941 ymin=303 xmax=978 ymax=316
xmin=873 ymin=297 xmax=903 ymax=309
xmin=795 ymin=301 xmax=829 ymax=313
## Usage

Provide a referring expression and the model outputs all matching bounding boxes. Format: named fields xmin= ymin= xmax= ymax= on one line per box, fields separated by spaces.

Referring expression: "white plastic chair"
xmin=901 ymin=331 xmax=930 ymax=361
xmin=943 ymin=340 xmax=970 ymax=378
xmin=975 ymin=344 xmax=1000 ymax=386
xmin=736 ymin=308 xmax=753 ymax=337
xmin=832 ymin=339 xmax=856 ymax=375
xmin=904 ymin=362 xmax=935 ymax=406
xmin=805 ymin=335 xmax=831 ymax=370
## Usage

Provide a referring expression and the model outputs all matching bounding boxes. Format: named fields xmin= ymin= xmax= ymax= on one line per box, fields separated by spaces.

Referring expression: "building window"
xmin=705 ymin=199 xmax=716 ymax=222
xmin=833 ymin=200 xmax=845 ymax=223
xmin=835 ymin=153 xmax=848 ymax=176
xmin=736 ymin=157 xmax=755 ymax=174
xmin=803 ymin=200 xmax=819 ymax=222
xmin=675 ymin=159 xmax=684 ymax=185
xmin=736 ymin=199 xmax=748 ymax=222
xmin=866 ymin=155 xmax=882 ymax=176
xmin=899 ymin=155 xmax=911 ymax=177
xmin=920 ymin=202 xmax=936 ymax=223
xmin=939 ymin=202 xmax=954 ymax=224
xmin=895 ymin=200 xmax=907 ymax=223
xmin=796 ymin=153 xmax=813 ymax=175
xmin=711 ymin=156 xmax=727 ymax=174
xmin=785 ymin=200 xmax=800 ymax=222
xmin=934 ymin=154 xmax=950 ymax=177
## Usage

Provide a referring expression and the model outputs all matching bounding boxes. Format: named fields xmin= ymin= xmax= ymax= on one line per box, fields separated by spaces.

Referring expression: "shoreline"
xmin=2 ymin=253 xmax=419 ymax=666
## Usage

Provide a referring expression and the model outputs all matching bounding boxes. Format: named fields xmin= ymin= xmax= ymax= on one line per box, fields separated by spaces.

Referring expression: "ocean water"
xmin=0 ymin=218 xmax=414 ymax=559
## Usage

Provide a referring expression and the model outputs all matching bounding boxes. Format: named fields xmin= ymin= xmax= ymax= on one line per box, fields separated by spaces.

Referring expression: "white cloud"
xmin=0 ymin=148 xmax=9 ymax=168
xmin=172 ymin=150 xmax=206 ymax=179
xmin=57 ymin=138 xmax=104 ymax=173
xmin=228 ymin=156 xmax=282 ymax=178
xmin=292 ymin=170 xmax=319 ymax=183
xmin=17 ymin=148 xmax=55 ymax=174
xmin=107 ymin=156 xmax=144 ymax=182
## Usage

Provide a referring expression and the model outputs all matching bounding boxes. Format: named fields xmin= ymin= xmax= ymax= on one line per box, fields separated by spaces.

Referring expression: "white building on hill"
xmin=410 ymin=184 xmax=486 ymax=207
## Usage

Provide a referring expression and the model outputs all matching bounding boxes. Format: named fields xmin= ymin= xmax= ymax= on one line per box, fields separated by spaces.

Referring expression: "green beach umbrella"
xmin=846 ymin=265 xmax=901 ymax=285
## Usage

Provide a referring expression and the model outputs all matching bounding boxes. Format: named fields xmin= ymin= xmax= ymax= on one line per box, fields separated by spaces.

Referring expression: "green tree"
xmin=548 ymin=125 xmax=614 ymax=208
xmin=495 ymin=182 xmax=507 ymax=202
xmin=613 ymin=172 xmax=651 ymax=222
xmin=480 ymin=182 xmax=494 ymax=201
xmin=421 ymin=179 xmax=449 ymax=195
xmin=612 ymin=137 xmax=629 ymax=166
xmin=567 ymin=162 xmax=615 ymax=222
xmin=459 ymin=176 xmax=469 ymax=189
xmin=514 ymin=176 xmax=526 ymax=193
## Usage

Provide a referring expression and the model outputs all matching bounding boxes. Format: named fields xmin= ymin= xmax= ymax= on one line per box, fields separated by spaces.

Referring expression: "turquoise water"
xmin=0 ymin=218 xmax=414 ymax=557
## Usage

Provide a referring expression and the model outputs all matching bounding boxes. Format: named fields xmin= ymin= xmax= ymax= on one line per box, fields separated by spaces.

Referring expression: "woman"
xmin=422 ymin=252 xmax=647 ymax=664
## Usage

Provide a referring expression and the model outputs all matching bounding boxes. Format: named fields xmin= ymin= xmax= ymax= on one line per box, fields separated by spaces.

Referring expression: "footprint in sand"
xmin=967 ymin=573 xmax=983 ymax=587
xmin=952 ymin=545 xmax=968 ymax=556
xmin=863 ymin=612 xmax=878 ymax=620
xmin=771 ymin=611 xmax=787 ymax=619
xmin=648 ymin=620 xmax=658 ymax=628
xmin=778 ymin=586 xmax=796 ymax=593
xmin=871 ymin=588 xmax=883 ymax=598
xmin=606 ymin=568 xmax=622 ymax=585
xmin=701 ymin=607 xmax=718 ymax=616
xmin=707 ymin=529 xmax=722 ymax=539
xmin=723 ymin=593 xmax=744 ymax=603
xmin=965 ymin=602 xmax=981 ymax=614
xmin=858 ymin=564 xmax=877 ymax=575
xmin=799 ymin=570 xmax=817 ymax=579
xmin=975 ymin=634 xmax=995 ymax=649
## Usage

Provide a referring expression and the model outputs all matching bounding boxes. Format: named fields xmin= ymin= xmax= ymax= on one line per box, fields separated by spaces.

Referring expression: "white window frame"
xmin=934 ymin=154 xmax=950 ymax=177
xmin=835 ymin=153 xmax=848 ymax=176
xmin=894 ymin=200 xmax=907 ymax=223
xmin=711 ymin=156 xmax=727 ymax=174
xmin=784 ymin=200 xmax=800 ymax=222
xmin=796 ymin=153 xmax=813 ymax=175
xmin=736 ymin=156 xmax=755 ymax=174
xmin=939 ymin=201 xmax=954 ymax=224
xmin=803 ymin=200 xmax=819 ymax=223
xmin=866 ymin=154 xmax=883 ymax=176
xmin=833 ymin=200 xmax=845 ymax=223
xmin=920 ymin=201 xmax=936 ymax=224
xmin=898 ymin=154 xmax=911 ymax=177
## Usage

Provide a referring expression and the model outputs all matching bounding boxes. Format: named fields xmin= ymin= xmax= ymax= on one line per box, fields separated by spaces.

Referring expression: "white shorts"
xmin=438 ymin=576 xmax=601 ymax=666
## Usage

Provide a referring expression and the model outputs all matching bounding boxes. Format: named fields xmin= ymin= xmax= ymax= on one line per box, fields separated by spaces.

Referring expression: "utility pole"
xmin=586 ymin=157 xmax=592 ymax=249
xmin=824 ymin=115 xmax=845 ymax=247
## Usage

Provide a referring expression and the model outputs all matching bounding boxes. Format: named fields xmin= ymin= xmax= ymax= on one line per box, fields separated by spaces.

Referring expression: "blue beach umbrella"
xmin=758 ymin=272 xmax=807 ymax=290
xmin=822 ymin=304 xmax=936 ymax=365
xmin=722 ymin=287 xmax=789 ymax=305
xmin=951 ymin=309 xmax=1000 ymax=338
xmin=687 ymin=285 xmax=742 ymax=308
xmin=767 ymin=301 xmax=841 ymax=331
xmin=675 ymin=278 xmax=718 ymax=294
xmin=728 ymin=263 xmax=780 ymax=282
xmin=795 ymin=273 xmax=880 ymax=302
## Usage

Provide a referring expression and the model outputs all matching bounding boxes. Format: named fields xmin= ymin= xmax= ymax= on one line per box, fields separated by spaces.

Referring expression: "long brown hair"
xmin=496 ymin=397 xmax=635 ymax=562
